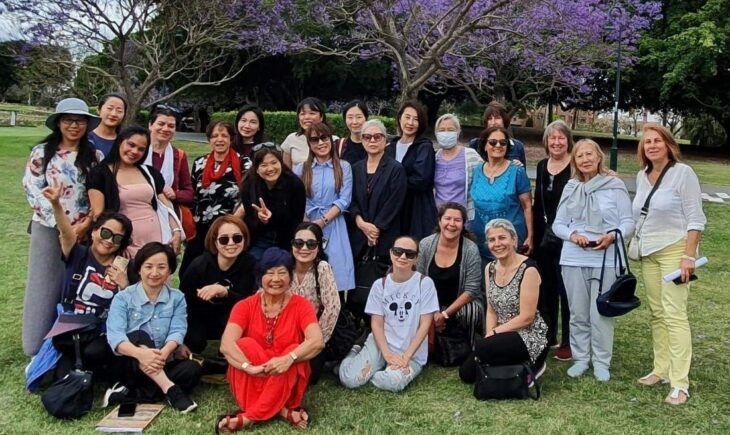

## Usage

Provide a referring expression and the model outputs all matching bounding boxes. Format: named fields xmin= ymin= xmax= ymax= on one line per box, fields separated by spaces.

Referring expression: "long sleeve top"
xmin=632 ymin=163 xmax=706 ymax=257
xmin=416 ymin=234 xmax=484 ymax=306
xmin=180 ymin=251 xmax=256 ymax=314
xmin=290 ymin=261 xmax=341 ymax=343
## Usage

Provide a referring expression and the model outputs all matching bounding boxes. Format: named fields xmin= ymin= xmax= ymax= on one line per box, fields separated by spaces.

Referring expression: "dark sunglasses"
xmin=291 ymin=238 xmax=319 ymax=249
xmin=217 ymin=234 xmax=244 ymax=245
xmin=252 ymin=142 xmax=277 ymax=152
xmin=362 ymin=133 xmax=385 ymax=142
xmin=487 ymin=139 xmax=509 ymax=147
xmin=99 ymin=227 xmax=124 ymax=245
xmin=391 ymin=247 xmax=418 ymax=259
xmin=307 ymin=134 xmax=330 ymax=145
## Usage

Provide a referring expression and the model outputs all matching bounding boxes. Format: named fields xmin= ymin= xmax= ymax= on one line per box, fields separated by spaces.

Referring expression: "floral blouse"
xmin=191 ymin=153 xmax=251 ymax=225
xmin=290 ymin=260 xmax=341 ymax=343
xmin=23 ymin=144 xmax=103 ymax=227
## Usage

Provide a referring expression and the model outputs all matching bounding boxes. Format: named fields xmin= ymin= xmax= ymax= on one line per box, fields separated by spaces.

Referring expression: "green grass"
xmin=1 ymin=127 xmax=730 ymax=433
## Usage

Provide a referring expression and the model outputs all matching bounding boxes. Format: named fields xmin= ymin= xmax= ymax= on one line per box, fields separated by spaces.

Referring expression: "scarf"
xmin=144 ymin=143 xmax=174 ymax=188
xmin=562 ymin=174 xmax=628 ymax=233
xmin=202 ymin=149 xmax=241 ymax=188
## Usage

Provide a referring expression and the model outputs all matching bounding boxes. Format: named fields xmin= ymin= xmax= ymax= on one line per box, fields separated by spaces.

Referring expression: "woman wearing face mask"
xmin=433 ymin=114 xmax=483 ymax=221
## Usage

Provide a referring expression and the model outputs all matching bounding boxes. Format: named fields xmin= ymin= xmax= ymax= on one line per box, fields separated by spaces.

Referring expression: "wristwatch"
xmin=241 ymin=361 xmax=250 ymax=370
xmin=289 ymin=352 xmax=298 ymax=362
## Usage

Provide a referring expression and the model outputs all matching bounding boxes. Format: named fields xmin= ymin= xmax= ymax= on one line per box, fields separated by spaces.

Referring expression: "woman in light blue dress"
xmin=294 ymin=122 xmax=355 ymax=292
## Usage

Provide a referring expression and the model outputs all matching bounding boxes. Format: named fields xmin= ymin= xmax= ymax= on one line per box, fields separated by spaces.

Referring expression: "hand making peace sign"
xmin=251 ymin=197 xmax=272 ymax=224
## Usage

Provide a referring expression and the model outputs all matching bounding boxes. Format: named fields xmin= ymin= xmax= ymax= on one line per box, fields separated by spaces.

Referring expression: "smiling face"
xmin=261 ymin=265 xmax=291 ymax=297
xmin=291 ymin=229 xmax=319 ymax=265
xmin=149 ymin=114 xmax=176 ymax=144
xmin=361 ymin=125 xmax=387 ymax=156
xmin=641 ymin=129 xmax=669 ymax=166
xmin=98 ymin=97 xmax=125 ymax=129
xmin=298 ymin=104 xmax=323 ymax=131
xmin=487 ymin=227 xmax=517 ymax=259
xmin=90 ymin=218 xmax=124 ymax=257
xmin=399 ymin=107 xmax=419 ymax=139
xmin=573 ymin=142 xmax=601 ymax=179
xmin=547 ymin=130 xmax=569 ymax=159
xmin=237 ymin=111 xmax=260 ymax=142
xmin=485 ymin=130 xmax=508 ymax=161
xmin=390 ymin=237 xmax=418 ymax=272
xmin=139 ymin=252 xmax=171 ymax=289
xmin=209 ymin=125 xmax=232 ymax=156
xmin=215 ymin=222 xmax=244 ymax=260
xmin=439 ymin=208 xmax=464 ymax=241
xmin=345 ymin=106 xmax=366 ymax=135
xmin=58 ymin=115 xmax=88 ymax=143
xmin=119 ymin=134 xmax=149 ymax=165
xmin=308 ymin=131 xmax=332 ymax=160
xmin=256 ymin=152 xmax=282 ymax=185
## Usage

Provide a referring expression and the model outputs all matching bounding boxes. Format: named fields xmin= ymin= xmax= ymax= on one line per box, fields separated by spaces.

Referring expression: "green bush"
xmin=135 ymin=110 xmax=149 ymax=126
xmin=210 ymin=111 xmax=396 ymax=144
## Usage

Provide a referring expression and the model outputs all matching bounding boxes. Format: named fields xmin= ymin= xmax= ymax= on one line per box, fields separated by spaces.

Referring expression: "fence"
xmin=0 ymin=109 xmax=52 ymax=127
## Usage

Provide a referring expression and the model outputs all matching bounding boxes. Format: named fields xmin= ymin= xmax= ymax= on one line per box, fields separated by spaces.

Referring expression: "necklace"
xmin=262 ymin=295 xmax=284 ymax=346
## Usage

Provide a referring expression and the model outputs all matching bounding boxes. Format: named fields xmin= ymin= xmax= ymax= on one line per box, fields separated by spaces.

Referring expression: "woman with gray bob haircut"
xmin=360 ymin=119 xmax=387 ymax=137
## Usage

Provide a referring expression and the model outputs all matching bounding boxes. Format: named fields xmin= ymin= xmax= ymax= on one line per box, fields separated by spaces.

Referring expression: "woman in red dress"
xmin=217 ymin=247 xmax=324 ymax=432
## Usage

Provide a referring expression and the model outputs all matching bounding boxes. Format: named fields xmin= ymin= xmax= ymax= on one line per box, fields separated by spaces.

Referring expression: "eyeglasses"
xmin=390 ymin=247 xmax=418 ymax=259
xmin=362 ymin=133 xmax=386 ymax=143
xmin=99 ymin=227 xmax=124 ymax=245
xmin=60 ymin=117 xmax=88 ymax=126
xmin=307 ymin=134 xmax=330 ymax=145
xmin=252 ymin=142 xmax=277 ymax=152
xmin=217 ymin=234 xmax=244 ymax=245
xmin=291 ymin=238 xmax=318 ymax=249
xmin=487 ymin=139 xmax=509 ymax=147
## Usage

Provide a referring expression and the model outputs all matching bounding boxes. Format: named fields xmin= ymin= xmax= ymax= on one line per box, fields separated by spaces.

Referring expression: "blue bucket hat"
xmin=45 ymin=97 xmax=101 ymax=131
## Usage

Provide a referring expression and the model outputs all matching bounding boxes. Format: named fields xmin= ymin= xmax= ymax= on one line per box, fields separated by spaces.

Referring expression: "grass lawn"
xmin=1 ymin=127 xmax=729 ymax=433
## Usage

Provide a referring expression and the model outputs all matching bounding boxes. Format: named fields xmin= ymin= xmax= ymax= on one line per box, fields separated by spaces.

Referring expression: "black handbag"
xmin=325 ymin=308 xmax=361 ymax=361
xmin=433 ymin=320 xmax=471 ymax=367
xmin=473 ymin=360 xmax=540 ymax=400
xmin=41 ymin=333 xmax=93 ymax=419
xmin=596 ymin=229 xmax=641 ymax=317
xmin=350 ymin=247 xmax=389 ymax=312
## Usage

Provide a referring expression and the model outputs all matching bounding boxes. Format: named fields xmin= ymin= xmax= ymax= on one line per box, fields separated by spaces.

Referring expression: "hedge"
xmin=210 ymin=111 xmax=396 ymax=144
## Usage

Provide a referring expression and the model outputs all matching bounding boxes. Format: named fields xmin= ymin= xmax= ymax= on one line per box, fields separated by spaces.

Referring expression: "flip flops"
xmin=215 ymin=411 xmax=249 ymax=433
xmin=283 ymin=407 xmax=311 ymax=429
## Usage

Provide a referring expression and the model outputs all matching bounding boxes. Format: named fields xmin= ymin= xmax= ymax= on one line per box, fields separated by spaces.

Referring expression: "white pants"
xmin=339 ymin=334 xmax=422 ymax=392
xmin=561 ymin=266 xmax=617 ymax=370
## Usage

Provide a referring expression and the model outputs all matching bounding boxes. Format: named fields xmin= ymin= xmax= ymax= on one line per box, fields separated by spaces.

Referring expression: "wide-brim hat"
xmin=45 ymin=97 xmax=101 ymax=131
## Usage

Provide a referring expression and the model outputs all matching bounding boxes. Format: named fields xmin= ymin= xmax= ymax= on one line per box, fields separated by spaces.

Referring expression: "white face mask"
xmin=436 ymin=131 xmax=459 ymax=149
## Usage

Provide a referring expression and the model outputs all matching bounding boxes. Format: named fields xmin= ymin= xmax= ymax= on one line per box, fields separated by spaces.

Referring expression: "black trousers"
xmin=184 ymin=307 xmax=229 ymax=354
xmin=179 ymin=222 xmax=210 ymax=277
xmin=537 ymin=251 xmax=570 ymax=346
xmin=109 ymin=331 xmax=201 ymax=401
xmin=55 ymin=334 xmax=113 ymax=381
xmin=308 ymin=351 xmax=326 ymax=386
xmin=459 ymin=332 xmax=548 ymax=383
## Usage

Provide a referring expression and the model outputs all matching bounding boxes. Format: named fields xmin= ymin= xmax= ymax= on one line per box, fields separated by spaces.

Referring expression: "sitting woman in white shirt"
xmin=339 ymin=236 xmax=439 ymax=392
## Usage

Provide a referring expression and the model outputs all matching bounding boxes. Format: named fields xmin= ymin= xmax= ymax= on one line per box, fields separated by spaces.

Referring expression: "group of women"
xmin=22 ymin=94 xmax=706 ymax=430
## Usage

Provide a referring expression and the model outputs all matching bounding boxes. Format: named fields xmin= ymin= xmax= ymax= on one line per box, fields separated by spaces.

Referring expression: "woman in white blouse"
xmin=553 ymin=139 xmax=634 ymax=382
xmin=632 ymin=124 xmax=706 ymax=406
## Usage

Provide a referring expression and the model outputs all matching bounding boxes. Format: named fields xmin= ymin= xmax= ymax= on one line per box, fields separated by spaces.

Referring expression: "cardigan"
xmin=87 ymin=164 xmax=165 ymax=212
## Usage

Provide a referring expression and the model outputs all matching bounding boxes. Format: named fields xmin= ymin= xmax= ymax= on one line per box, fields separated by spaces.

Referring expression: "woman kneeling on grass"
xmin=217 ymin=247 xmax=324 ymax=432
xmin=339 ymin=236 xmax=439 ymax=392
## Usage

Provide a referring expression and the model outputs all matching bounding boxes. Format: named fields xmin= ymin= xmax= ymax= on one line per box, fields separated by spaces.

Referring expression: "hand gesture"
xmin=106 ymin=264 xmax=129 ymax=289
xmin=252 ymin=197 xmax=272 ymax=224
xmin=41 ymin=183 xmax=62 ymax=205
xmin=197 ymin=284 xmax=227 ymax=301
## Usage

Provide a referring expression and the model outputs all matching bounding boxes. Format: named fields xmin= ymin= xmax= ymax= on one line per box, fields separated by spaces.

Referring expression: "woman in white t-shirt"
xmin=339 ymin=236 xmax=439 ymax=392
xmin=632 ymin=124 xmax=706 ymax=406
xmin=281 ymin=97 xmax=326 ymax=168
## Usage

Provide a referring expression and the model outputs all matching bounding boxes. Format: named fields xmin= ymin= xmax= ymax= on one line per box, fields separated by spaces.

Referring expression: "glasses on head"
xmin=60 ymin=117 xmax=88 ymax=127
xmin=362 ymin=133 xmax=385 ymax=142
xmin=99 ymin=227 xmax=124 ymax=245
xmin=291 ymin=238 xmax=318 ymax=249
xmin=252 ymin=142 xmax=277 ymax=152
xmin=390 ymin=247 xmax=417 ymax=259
xmin=307 ymin=134 xmax=330 ymax=145
xmin=217 ymin=234 xmax=244 ymax=245
xmin=487 ymin=139 xmax=508 ymax=147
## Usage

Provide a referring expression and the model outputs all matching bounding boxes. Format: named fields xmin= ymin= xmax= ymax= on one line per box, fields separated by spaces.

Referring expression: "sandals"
xmin=637 ymin=373 xmax=669 ymax=386
xmin=283 ymin=407 xmax=310 ymax=429
xmin=215 ymin=412 xmax=250 ymax=434
xmin=665 ymin=387 xmax=690 ymax=406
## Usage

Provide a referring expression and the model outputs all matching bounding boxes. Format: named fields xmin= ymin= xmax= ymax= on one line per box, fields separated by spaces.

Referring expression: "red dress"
xmin=226 ymin=293 xmax=317 ymax=421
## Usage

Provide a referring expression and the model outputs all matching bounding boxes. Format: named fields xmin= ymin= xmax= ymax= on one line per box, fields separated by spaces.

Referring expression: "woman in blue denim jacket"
xmin=105 ymin=242 xmax=201 ymax=413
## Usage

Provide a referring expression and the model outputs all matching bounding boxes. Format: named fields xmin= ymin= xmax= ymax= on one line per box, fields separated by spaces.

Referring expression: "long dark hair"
xmin=293 ymin=222 xmax=328 ymax=298
xmin=233 ymin=104 xmax=265 ymax=154
xmin=301 ymin=122 xmax=344 ymax=197
xmin=97 ymin=93 xmax=128 ymax=133
xmin=39 ymin=121 xmax=98 ymax=178
xmin=92 ymin=211 xmax=133 ymax=255
xmin=102 ymin=125 xmax=151 ymax=178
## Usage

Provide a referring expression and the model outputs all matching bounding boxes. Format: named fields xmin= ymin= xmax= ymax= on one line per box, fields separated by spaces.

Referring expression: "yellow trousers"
xmin=641 ymin=239 xmax=692 ymax=389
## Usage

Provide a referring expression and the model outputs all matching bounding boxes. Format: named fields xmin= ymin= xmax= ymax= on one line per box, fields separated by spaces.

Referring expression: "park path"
xmin=176 ymin=132 xmax=730 ymax=205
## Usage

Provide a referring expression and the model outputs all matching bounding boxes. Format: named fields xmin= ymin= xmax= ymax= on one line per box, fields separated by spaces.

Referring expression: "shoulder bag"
xmin=596 ymin=229 xmax=641 ymax=317
xmin=628 ymin=163 xmax=673 ymax=260
xmin=41 ymin=333 xmax=93 ymax=419
xmin=473 ymin=359 xmax=540 ymax=400
xmin=312 ymin=263 xmax=361 ymax=361
xmin=349 ymin=246 xmax=389 ymax=316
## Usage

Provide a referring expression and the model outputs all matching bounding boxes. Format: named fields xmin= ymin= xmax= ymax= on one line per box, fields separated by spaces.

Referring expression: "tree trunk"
xmin=418 ymin=91 xmax=446 ymax=135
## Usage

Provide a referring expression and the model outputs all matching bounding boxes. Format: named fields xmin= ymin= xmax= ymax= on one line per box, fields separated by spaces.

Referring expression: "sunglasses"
xmin=252 ymin=142 xmax=277 ymax=152
xmin=487 ymin=139 xmax=509 ymax=147
xmin=99 ymin=227 xmax=124 ymax=245
xmin=217 ymin=234 xmax=244 ymax=245
xmin=391 ymin=247 xmax=418 ymax=259
xmin=362 ymin=133 xmax=385 ymax=142
xmin=291 ymin=238 xmax=319 ymax=249
xmin=307 ymin=134 xmax=330 ymax=145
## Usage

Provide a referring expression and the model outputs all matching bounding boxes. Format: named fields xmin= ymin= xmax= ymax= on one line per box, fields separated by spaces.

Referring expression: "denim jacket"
xmin=106 ymin=282 xmax=187 ymax=354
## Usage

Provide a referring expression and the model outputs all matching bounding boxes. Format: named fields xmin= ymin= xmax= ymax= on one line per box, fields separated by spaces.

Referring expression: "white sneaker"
xmin=103 ymin=382 xmax=130 ymax=408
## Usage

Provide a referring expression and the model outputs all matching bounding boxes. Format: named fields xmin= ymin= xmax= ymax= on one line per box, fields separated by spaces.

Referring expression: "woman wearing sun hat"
xmin=21 ymin=97 xmax=103 ymax=356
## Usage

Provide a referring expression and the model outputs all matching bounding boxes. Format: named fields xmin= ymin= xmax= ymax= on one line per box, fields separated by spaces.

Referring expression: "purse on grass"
xmin=41 ymin=333 xmax=93 ymax=419
xmin=628 ymin=162 xmax=672 ymax=260
xmin=433 ymin=319 xmax=471 ymax=367
xmin=473 ymin=360 xmax=540 ymax=401
xmin=596 ymin=229 xmax=641 ymax=317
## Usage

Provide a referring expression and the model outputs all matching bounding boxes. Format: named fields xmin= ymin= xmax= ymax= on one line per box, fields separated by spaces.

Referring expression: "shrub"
xmin=210 ymin=111 xmax=396 ymax=144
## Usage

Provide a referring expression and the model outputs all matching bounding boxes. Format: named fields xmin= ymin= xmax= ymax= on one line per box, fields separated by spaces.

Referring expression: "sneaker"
xmin=103 ymin=382 xmax=130 ymax=408
xmin=553 ymin=344 xmax=572 ymax=361
xmin=567 ymin=363 xmax=589 ymax=378
xmin=594 ymin=367 xmax=611 ymax=382
xmin=165 ymin=385 xmax=197 ymax=413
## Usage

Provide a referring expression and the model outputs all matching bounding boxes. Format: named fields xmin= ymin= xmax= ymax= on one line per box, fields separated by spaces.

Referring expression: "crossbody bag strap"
xmin=640 ymin=162 xmax=674 ymax=216
xmin=539 ymin=161 xmax=549 ymax=224
xmin=525 ymin=364 xmax=541 ymax=400
xmin=73 ymin=333 xmax=83 ymax=370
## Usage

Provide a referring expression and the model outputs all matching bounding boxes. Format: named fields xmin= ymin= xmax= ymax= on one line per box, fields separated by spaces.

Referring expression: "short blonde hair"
xmin=570 ymin=139 xmax=608 ymax=182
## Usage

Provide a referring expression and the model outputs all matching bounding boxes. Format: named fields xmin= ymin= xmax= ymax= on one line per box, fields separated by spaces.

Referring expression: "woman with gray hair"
xmin=533 ymin=119 xmax=574 ymax=361
xmin=459 ymin=218 xmax=549 ymax=384
xmin=433 ymin=114 xmax=483 ymax=221
xmin=552 ymin=139 xmax=634 ymax=382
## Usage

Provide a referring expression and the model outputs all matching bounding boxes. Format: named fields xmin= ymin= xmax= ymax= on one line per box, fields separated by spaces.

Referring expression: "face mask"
xmin=436 ymin=131 xmax=459 ymax=149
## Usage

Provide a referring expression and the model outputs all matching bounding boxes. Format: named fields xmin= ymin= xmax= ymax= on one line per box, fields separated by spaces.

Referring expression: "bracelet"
xmin=322 ymin=216 xmax=329 ymax=225
xmin=441 ymin=311 xmax=450 ymax=319
xmin=289 ymin=352 xmax=298 ymax=362
xmin=241 ymin=361 xmax=249 ymax=370
xmin=681 ymin=255 xmax=696 ymax=262
xmin=172 ymin=228 xmax=182 ymax=233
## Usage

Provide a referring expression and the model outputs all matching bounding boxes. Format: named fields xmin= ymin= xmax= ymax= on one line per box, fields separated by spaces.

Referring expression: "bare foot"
xmin=280 ymin=407 xmax=309 ymax=429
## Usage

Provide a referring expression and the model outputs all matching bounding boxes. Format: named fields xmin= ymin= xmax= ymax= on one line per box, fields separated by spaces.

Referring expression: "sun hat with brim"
xmin=45 ymin=97 xmax=101 ymax=131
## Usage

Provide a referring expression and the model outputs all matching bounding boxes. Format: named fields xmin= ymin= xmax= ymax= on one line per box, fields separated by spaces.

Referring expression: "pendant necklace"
xmin=262 ymin=296 xmax=283 ymax=346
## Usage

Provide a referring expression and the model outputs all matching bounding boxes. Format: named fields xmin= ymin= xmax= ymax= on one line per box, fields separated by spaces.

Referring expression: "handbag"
xmin=596 ymin=229 xmax=641 ymax=317
xmin=311 ymin=265 xmax=361 ymax=361
xmin=350 ymin=247 xmax=389 ymax=314
xmin=473 ymin=360 xmax=540 ymax=400
xmin=538 ymin=164 xmax=563 ymax=253
xmin=433 ymin=319 xmax=471 ymax=367
xmin=628 ymin=162 xmax=673 ymax=260
xmin=41 ymin=333 xmax=93 ymax=419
